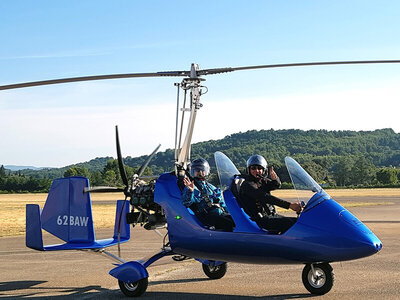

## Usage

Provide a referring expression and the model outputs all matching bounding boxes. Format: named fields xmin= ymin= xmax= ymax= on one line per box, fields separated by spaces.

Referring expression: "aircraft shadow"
xmin=143 ymin=292 xmax=316 ymax=299
xmin=0 ymin=281 xmax=110 ymax=299
xmin=149 ymin=277 xmax=209 ymax=286
xmin=0 ymin=281 xmax=316 ymax=299
xmin=0 ymin=281 xmax=46 ymax=292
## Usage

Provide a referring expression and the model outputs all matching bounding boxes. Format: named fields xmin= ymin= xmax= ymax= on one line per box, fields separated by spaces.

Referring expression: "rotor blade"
xmin=2 ymin=60 xmax=400 ymax=91
xmin=84 ymin=186 xmax=125 ymax=193
xmin=0 ymin=70 xmax=190 ymax=91
xmin=137 ymin=144 xmax=161 ymax=177
xmin=198 ymin=60 xmax=400 ymax=75
xmin=115 ymin=125 xmax=129 ymax=187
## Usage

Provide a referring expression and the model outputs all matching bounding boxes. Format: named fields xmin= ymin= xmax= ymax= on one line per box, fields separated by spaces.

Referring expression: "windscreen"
xmin=285 ymin=156 xmax=330 ymax=209
xmin=214 ymin=151 xmax=240 ymax=191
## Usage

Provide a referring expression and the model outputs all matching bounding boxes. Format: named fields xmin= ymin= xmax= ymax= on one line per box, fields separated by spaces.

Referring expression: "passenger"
xmin=181 ymin=158 xmax=234 ymax=231
xmin=237 ymin=155 xmax=302 ymax=234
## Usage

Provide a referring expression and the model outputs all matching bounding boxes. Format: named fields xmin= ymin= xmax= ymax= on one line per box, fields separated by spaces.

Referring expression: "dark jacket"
xmin=238 ymin=174 xmax=290 ymax=221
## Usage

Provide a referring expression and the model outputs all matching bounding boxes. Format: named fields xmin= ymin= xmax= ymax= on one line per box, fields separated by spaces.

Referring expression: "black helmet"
xmin=246 ymin=154 xmax=268 ymax=174
xmin=190 ymin=158 xmax=210 ymax=178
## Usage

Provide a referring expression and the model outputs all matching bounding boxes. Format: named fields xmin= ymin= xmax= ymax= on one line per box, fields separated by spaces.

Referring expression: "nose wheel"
xmin=202 ymin=262 xmax=228 ymax=279
xmin=302 ymin=263 xmax=334 ymax=295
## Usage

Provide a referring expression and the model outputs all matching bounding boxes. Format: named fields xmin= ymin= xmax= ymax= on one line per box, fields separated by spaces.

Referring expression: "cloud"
xmin=195 ymin=83 xmax=400 ymax=142
xmin=1 ymin=81 xmax=399 ymax=167
xmin=0 ymin=103 xmax=177 ymax=167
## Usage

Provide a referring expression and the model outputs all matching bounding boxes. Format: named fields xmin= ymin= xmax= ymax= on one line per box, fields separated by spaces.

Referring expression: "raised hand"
xmin=269 ymin=166 xmax=277 ymax=180
xmin=183 ymin=177 xmax=195 ymax=192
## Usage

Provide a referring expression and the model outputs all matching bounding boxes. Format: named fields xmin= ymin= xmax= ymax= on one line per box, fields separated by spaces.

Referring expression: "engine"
xmin=126 ymin=180 xmax=166 ymax=230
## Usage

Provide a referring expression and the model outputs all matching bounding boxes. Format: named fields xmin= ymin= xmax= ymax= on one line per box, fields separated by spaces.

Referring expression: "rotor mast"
xmin=174 ymin=63 xmax=206 ymax=173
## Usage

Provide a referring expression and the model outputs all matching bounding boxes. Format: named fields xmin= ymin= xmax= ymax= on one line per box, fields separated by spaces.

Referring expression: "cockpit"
xmin=214 ymin=152 xmax=331 ymax=233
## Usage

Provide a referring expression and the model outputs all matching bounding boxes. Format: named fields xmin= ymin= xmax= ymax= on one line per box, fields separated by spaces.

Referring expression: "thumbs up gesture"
xmin=269 ymin=166 xmax=277 ymax=180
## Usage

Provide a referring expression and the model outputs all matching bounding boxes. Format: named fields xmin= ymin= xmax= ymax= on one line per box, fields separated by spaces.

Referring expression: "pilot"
xmin=237 ymin=154 xmax=302 ymax=234
xmin=181 ymin=158 xmax=234 ymax=231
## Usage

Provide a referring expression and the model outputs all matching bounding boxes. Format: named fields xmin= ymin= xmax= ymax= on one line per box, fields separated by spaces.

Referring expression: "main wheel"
xmin=202 ymin=262 xmax=227 ymax=279
xmin=302 ymin=263 xmax=334 ymax=295
xmin=118 ymin=278 xmax=148 ymax=297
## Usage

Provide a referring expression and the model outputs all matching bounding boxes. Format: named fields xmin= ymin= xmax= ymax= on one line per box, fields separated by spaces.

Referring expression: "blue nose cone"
xmin=338 ymin=209 xmax=383 ymax=257
xmin=291 ymin=199 xmax=383 ymax=262
xmin=358 ymin=231 xmax=382 ymax=253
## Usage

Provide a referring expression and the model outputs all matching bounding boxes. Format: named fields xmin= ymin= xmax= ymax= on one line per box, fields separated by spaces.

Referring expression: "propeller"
xmin=115 ymin=125 xmax=160 ymax=190
xmin=1 ymin=60 xmax=400 ymax=90
xmin=85 ymin=126 xmax=161 ymax=257
xmin=137 ymin=144 xmax=161 ymax=177
xmin=115 ymin=125 xmax=129 ymax=189
xmin=84 ymin=126 xmax=160 ymax=195
xmin=113 ymin=126 xmax=161 ymax=257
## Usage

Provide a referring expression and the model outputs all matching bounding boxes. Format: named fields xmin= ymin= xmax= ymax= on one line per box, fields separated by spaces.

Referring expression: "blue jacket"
xmin=182 ymin=179 xmax=228 ymax=216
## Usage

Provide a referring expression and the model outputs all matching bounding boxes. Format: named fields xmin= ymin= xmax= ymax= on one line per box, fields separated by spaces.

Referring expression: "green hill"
xmin=2 ymin=128 xmax=399 ymax=192
xmin=126 ymin=128 xmax=400 ymax=169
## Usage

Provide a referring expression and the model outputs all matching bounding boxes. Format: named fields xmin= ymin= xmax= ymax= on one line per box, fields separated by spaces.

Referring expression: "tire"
xmin=118 ymin=278 xmax=148 ymax=297
xmin=202 ymin=262 xmax=227 ymax=279
xmin=302 ymin=263 xmax=334 ymax=295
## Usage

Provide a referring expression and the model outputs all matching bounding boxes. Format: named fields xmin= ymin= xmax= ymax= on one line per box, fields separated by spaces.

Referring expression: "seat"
xmin=226 ymin=177 xmax=277 ymax=234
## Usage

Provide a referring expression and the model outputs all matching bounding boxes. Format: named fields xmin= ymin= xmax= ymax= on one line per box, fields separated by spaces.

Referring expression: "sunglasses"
xmin=250 ymin=165 xmax=264 ymax=171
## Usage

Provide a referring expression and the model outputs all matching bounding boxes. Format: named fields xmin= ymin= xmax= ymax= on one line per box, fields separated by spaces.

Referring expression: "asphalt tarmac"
xmin=1 ymin=196 xmax=399 ymax=299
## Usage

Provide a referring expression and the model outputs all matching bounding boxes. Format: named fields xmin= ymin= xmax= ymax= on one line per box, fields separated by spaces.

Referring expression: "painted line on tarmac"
xmin=362 ymin=220 xmax=400 ymax=223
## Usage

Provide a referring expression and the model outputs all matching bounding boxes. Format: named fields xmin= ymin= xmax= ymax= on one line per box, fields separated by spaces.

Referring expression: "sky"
xmin=1 ymin=1 xmax=400 ymax=167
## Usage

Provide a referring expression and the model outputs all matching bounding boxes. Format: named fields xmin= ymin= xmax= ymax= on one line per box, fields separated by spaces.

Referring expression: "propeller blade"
xmin=84 ymin=186 xmax=125 ymax=193
xmin=115 ymin=126 xmax=129 ymax=187
xmin=137 ymin=144 xmax=161 ymax=177
xmin=199 ymin=60 xmax=400 ymax=75
xmin=0 ymin=70 xmax=190 ymax=91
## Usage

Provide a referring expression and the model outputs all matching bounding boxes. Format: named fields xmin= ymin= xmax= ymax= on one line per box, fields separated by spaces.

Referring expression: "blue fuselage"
xmin=155 ymin=173 xmax=382 ymax=264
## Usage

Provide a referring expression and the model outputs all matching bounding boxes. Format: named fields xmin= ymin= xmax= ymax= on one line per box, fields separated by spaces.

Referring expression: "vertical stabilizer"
xmin=41 ymin=177 xmax=95 ymax=243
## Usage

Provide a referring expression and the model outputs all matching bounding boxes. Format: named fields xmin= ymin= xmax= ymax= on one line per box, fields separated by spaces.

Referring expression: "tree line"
xmin=1 ymin=128 xmax=400 ymax=193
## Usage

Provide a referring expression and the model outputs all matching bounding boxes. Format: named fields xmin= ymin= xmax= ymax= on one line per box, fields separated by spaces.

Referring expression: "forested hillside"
xmin=1 ymin=128 xmax=399 ymax=192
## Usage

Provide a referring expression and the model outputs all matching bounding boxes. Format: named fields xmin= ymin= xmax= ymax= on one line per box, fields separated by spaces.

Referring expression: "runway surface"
xmin=1 ymin=195 xmax=399 ymax=299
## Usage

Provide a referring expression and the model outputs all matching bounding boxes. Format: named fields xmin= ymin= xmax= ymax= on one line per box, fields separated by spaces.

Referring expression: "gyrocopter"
xmin=2 ymin=60 xmax=399 ymax=297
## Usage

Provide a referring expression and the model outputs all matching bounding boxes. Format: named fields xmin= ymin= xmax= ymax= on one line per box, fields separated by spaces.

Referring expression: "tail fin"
xmin=41 ymin=177 xmax=95 ymax=243
xmin=26 ymin=176 xmax=130 ymax=251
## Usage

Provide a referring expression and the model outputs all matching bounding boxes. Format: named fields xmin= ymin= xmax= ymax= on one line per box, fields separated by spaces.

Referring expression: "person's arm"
xmin=264 ymin=194 xmax=302 ymax=213
xmin=212 ymin=185 xmax=228 ymax=211
xmin=264 ymin=194 xmax=290 ymax=209
xmin=265 ymin=166 xmax=281 ymax=190
xmin=181 ymin=177 xmax=197 ymax=207
xmin=264 ymin=178 xmax=281 ymax=190
xmin=181 ymin=188 xmax=194 ymax=207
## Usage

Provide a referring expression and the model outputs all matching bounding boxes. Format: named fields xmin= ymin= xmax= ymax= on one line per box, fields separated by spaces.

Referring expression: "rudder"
xmin=41 ymin=177 xmax=95 ymax=243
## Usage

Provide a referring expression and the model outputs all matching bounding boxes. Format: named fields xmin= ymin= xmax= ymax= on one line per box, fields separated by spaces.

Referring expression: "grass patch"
xmin=1 ymin=189 xmax=398 ymax=237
